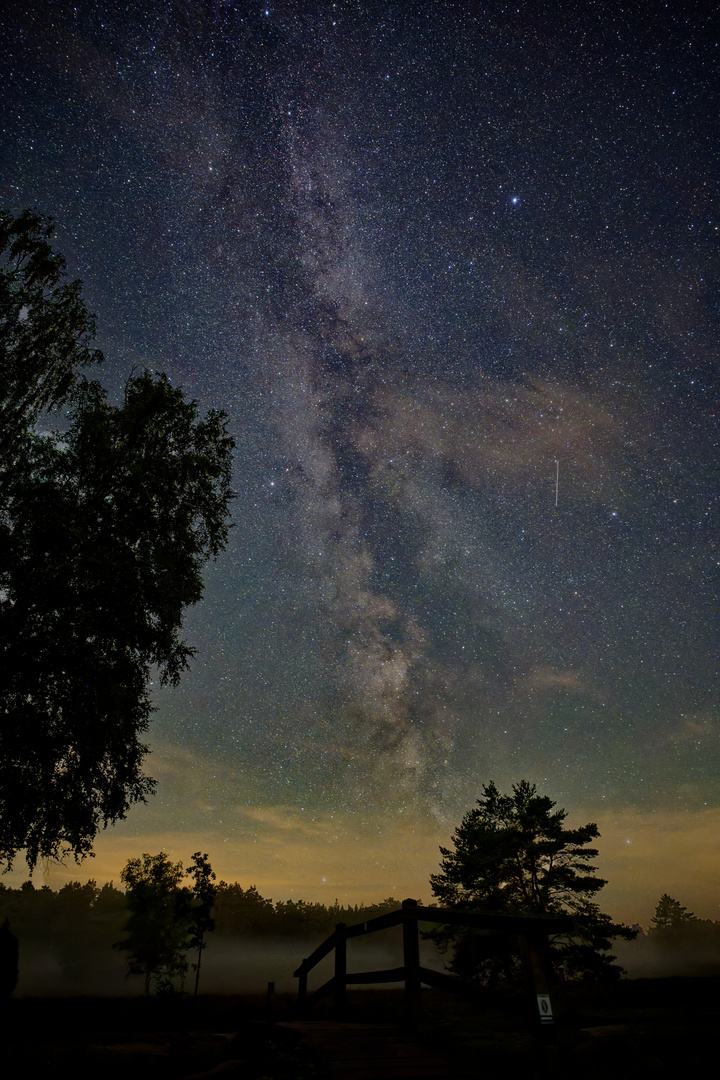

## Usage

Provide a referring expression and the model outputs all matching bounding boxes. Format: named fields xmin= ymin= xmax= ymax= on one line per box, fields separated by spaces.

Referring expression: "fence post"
xmin=518 ymin=932 xmax=555 ymax=1030
xmin=334 ymin=923 xmax=347 ymax=1017
xmin=296 ymin=963 xmax=308 ymax=1017
xmin=402 ymin=898 xmax=421 ymax=1011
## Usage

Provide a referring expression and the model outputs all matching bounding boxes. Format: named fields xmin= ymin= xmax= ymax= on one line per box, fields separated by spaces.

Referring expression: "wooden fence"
xmin=294 ymin=898 xmax=570 ymax=1026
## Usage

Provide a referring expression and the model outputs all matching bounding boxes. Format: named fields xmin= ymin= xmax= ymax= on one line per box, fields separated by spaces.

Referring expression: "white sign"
xmin=536 ymin=994 xmax=553 ymax=1024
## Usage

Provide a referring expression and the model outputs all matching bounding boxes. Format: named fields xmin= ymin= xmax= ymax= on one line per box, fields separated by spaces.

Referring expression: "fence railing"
xmin=293 ymin=897 xmax=570 ymax=1025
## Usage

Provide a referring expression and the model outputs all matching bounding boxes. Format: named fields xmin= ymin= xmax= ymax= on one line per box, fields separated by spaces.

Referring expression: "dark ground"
xmin=1 ymin=978 xmax=718 ymax=1079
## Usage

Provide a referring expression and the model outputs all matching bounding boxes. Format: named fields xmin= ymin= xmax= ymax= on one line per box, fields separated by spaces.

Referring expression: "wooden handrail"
xmin=293 ymin=902 xmax=569 ymax=978
xmin=294 ymin=907 xmax=409 ymax=977
xmin=294 ymin=898 xmax=570 ymax=1024
xmin=404 ymin=905 xmax=571 ymax=934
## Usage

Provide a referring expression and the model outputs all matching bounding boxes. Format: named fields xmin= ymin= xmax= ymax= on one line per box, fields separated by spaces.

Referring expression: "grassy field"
xmin=1 ymin=977 xmax=718 ymax=1078
xmin=405 ymin=976 xmax=719 ymax=1078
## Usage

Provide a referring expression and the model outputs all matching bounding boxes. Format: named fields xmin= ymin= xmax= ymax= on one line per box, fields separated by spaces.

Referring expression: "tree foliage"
xmin=0 ymin=876 xmax=128 ymax=989
xmin=116 ymin=852 xmax=193 ymax=994
xmin=645 ymin=893 xmax=720 ymax=960
xmin=0 ymin=874 xmax=400 ymax=951
xmin=0 ymin=875 xmax=412 ymax=995
xmin=649 ymin=893 xmax=697 ymax=933
xmin=429 ymin=780 xmax=635 ymax=983
xmin=0 ymin=208 xmax=102 ymax=455
xmin=0 ymin=209 xmax=234 ymax=870
xmin=115 ymin=851 xmax=220 ymax=996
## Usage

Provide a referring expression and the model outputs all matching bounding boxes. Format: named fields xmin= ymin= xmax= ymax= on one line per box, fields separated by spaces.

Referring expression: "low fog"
xmin=12 ymin=928 xmax=720 ymax=999
xmin=13 ymin=928 xmax=448 ymax=998
xmin=613 ymin=934 xmax=720 ymax=981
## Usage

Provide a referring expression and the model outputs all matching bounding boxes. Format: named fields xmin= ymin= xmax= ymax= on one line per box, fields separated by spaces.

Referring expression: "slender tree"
xmin=186 ymin=852 xmax=217 ymax=998
xmin=0 ymin=209 xmax=234 ymax=870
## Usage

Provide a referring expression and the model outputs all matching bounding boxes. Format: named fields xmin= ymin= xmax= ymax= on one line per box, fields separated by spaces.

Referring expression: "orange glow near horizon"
xmin=6 ymin=796 xmax=719 ymax=930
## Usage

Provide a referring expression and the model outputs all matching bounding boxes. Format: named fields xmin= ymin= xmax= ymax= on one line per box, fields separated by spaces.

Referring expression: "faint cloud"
xmin=671 ymin=714 xmax=718 ymax=744
xmin=525 ymin=666 xmax=588 ymax=693
xmin=240 ymin=805 xmax=338 ymax=840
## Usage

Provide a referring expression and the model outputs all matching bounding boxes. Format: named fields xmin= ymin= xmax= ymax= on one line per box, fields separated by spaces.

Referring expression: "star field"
xmin=1 ymin=1 xmax=718 ymax=916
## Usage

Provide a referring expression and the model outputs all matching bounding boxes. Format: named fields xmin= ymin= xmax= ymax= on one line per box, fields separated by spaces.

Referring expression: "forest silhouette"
xmin=2 ymin=867 xmax=719 ymax=1000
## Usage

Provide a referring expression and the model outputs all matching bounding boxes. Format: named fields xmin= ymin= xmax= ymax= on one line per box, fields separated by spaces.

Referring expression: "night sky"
xmin=2 ymin=0 xmax=718 ymax=921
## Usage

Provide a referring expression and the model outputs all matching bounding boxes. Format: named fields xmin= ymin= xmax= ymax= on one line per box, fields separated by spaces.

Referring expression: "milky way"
xmin=2 ymin=0 xmax=717 ymax=840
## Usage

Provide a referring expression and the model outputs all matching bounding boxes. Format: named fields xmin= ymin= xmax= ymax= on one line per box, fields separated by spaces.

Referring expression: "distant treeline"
xmin=0 ymin=879 xmax=401 ymax=945
xmin=2 ymin=880 xmax=720 ymax=993
xmin=2 ymin=881 xmax=716 ymax=984
xmin=4 ymin=880 xmax=720 ymax=946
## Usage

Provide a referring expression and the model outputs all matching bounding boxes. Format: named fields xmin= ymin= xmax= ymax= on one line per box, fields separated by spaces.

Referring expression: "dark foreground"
xmin=1 ymin=978 xmax=718 ymax=1079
